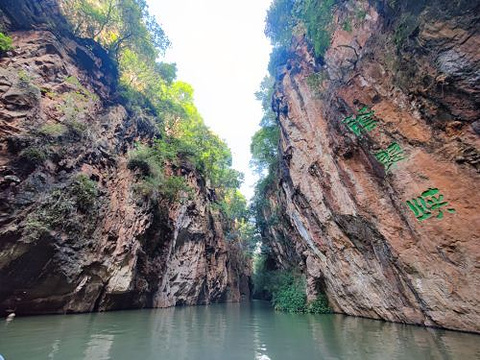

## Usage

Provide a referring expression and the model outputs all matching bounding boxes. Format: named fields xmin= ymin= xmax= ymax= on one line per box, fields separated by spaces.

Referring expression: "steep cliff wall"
xmin=0 ymin=1 xmax=249 ymax=315
xmin=262 ymin=0 xmax=479 ymax=332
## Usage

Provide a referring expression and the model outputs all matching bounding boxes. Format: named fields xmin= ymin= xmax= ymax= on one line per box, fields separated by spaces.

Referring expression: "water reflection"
xmin=0 ymin=302 xmax=479 ymax=360
xmin=305 ymin=314 xmax=480 ymax=360
xmin=84 ymin=334 xmax=114 ymax=360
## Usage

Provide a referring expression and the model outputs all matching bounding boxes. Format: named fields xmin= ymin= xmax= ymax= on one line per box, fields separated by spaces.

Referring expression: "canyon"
xmin=0 ymin=0 xmax=479 ymax=337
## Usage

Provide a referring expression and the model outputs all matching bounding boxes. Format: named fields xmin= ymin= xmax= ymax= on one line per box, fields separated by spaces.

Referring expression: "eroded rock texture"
xmin=262 ymin=1 xmax=479 ymax=332
xmin=0 ymin=1 xmax=249 ymax=315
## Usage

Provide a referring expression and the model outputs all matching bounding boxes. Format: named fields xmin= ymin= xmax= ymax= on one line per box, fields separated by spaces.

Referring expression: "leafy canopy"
xmin=265 ymin=0 xmax=337 ymax=75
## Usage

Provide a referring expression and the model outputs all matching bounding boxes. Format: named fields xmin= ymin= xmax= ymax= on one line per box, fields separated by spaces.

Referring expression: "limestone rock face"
xmin=0 ymin=4 xmax=249 ymax=316
xmin=262 ymin=1 xmax=479 ymax=332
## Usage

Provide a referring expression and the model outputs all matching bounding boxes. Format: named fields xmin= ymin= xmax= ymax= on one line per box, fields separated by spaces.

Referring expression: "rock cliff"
xmin=261 ymin=0 xmax=480 ymax=332
xmin=0 ymin=0 xmax=249 ymax=315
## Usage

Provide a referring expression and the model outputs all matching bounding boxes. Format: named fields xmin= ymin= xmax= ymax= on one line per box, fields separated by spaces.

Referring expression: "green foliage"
xmin=298 ymin=0 xmax=336 ymax=57
xmin=155 ymin=62 xmax=177 ymax=85
xmin=0 ymin=32 xmax=13 ymax=52
xmin=128 ymin=136 xmax=240 ymax=205
xmin=128 ymin=143 xmax=166 ymax=188
xmin=394 ymin=13 xmax=417 ymax=46
xmin=133 ymin=174 xmax=163 ymax=199
xmin=306 ymin=294 xmax=331 ymax=314
xmin=120 ymin=52 xmax=242 ymax=197
xmin=23 ymin=219 xmax=50 ymax=243
xmin=162 ymin=176 xmax=190 ymax=202
xmin=19 ymin=147 xmax=48 ymax=165
xmin=251 ymin=182 xmax=283 ymax=244
xmin=18 ymin=70 xmax=33 ymax=84
xmin=71 ymin=174 xmax=98 ymax=211
xmin=22 ymin=173 xmax=101 ymax=242
xmin=127 ymin=143 xmax=191 ymax=203
xmin=39 ymin=123 xmax=68 ymax=137
xmin=234 ymin=219 xmax=260 ymax=255
xmin=66 ymin=119 xmax=88 ymax=137
xmin=127 ymin=142 xmax=171 ymax=178
xmin=61 ymin=0 xmax=247 ymax=250
xmin=268 ymin=46 xmax=290 ymax=76
xmin=16 ymin=70 xmax=42 ymax=104
xmin=250 ymin=126 xmax=280 ymax=175
xmin=57 ymin=76 xmax=98 ymax=129
xmin=253 ymin=256 xmax=332 ymax=314
xmin=62 ymin=0 xmax=243 ymax=204
xmin=250 ymin=75 xmax=281 ymax=253
xmin=255 ymin=76 xmax=275 ymax=114
xmin=64 ymin=75 xmax=98 ymax=101
xmin=265 ymin=0 xmax=296 ymax=47
xmin=270 ymin=272 xmax=307 ymax=313
xmin=220 ymin=189 xmax=248 ymax=223
xmin=342 ymin=20 xmax=352 ymax=33
xmin=62 ymin=0 xmax=169 ymax=61
xmin=306 ymin=71 xmax=328 ymax=94
xmin=41 ymin=88 xmax=57 ymax=99
xmin=250 ymin=76 xmax=282 ymax=225
xmin=251 ymin=75 xmax=279 ymax=176
xmin=356 ymin=9 xmax=367 ymax=21
xmin=265 ymin=0 xmax=337 ymax=61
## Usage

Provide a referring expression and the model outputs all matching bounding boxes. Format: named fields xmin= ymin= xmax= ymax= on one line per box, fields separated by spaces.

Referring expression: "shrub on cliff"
xmin=306 ymin=294 xmax=331 ymax=314
xmin=0 ymin=32 xmax=13 ymax=52
xmin=39 ymin=123 xmax=68 ymax=137
xmin=127 ymin=143 xmax=191 ymax=203
xmin=253 ymin=256 xmax=332 ymax=314
xmin=270 ymin=272 xmax=307 ymax=313
xmin=161 ymin=176 xmax=191 ymax=203
xmin=271 ymin=272 xmax=332 ymax=314
xmin=19 ymin=147 xmax=48 ymax=165
xmin=127 ymin=143 xmax=164 ymax=177
xmin=21 ymin=173 xmax=102 ymax=242
xmin=72 ymin=174 xmax=98 ymax=211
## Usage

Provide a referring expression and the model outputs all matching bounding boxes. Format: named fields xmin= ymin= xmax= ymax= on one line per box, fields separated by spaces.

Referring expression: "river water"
xmin=0 ymin=301 xmax=479 ymax=360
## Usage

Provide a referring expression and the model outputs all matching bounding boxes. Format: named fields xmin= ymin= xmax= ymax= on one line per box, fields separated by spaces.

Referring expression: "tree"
xmin=250 ymin=126 xmax=279 ymax=176
xmin=265 ymin=0 xmax=296 ymax=47
xmin=61 ymin=0 xmax=170 ymax=62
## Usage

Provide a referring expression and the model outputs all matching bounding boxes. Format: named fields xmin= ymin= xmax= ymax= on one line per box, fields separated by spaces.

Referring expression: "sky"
xmin=147 ymin=0 xmax=272 ymax=200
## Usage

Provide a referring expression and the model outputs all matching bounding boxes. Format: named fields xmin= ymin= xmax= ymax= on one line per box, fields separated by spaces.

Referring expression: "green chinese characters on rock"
xmin=342 ymin=106 xmax=378 ymax=137
xmin=374 ymin=142 xmax=406 ymax=172
xmin=406 ymin=188 xmax=456 ymax=222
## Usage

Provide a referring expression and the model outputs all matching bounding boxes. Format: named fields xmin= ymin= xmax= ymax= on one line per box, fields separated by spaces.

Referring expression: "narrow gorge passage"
xmin=0 ymin=0 xmax=479 ymax=359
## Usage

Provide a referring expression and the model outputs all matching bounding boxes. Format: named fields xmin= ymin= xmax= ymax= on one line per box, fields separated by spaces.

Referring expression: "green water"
xmin=0 ymin=301 xmax=479 ymax=360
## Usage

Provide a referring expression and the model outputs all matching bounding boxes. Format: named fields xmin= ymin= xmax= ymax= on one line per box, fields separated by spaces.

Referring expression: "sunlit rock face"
xmin=262 ymin=0 xmax=479 ymax=332
xmin=0 ymin=1 xmax=249 ymax=315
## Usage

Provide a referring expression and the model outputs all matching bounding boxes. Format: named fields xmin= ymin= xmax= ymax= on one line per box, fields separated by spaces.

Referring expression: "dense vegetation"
xmin=60 ymin=0 xmax=248 ymax=225
xmin=253 ymin=256 xmax=331 ymax=314
xmin=249 ymin=0 xmax=338 ymax=313
xmin=265 ymin=0 xmax=337 ymax=74
xmin=0 ymin=32 xmax=13 ymax=52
